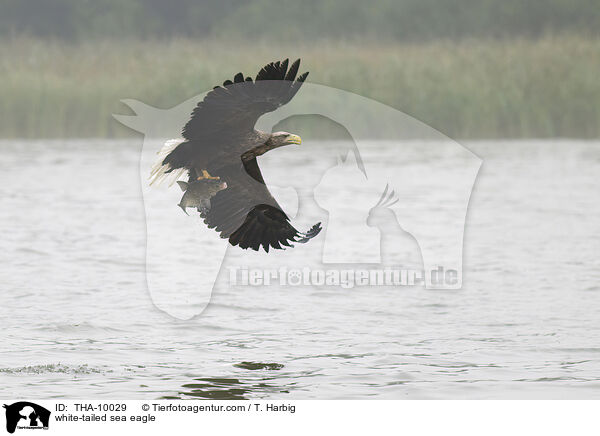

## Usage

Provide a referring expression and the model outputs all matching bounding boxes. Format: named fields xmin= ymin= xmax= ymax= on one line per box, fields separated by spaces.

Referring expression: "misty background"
xmin=0 ymin=0 xmax=599 ymax=138
xmin=2 ymin=1 xmax=600 ymax=401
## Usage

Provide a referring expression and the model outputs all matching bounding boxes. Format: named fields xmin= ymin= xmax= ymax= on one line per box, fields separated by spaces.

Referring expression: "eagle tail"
xmin=149 ymin=138 xmax=188 ymax=187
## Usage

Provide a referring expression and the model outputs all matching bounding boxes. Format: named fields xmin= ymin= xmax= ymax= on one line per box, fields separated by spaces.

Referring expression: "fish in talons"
xmin=177 ymin=177 xmax=227 ymax=215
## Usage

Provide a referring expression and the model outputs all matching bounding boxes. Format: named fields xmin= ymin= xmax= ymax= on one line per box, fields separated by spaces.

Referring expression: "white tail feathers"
xmin=149 ymin=138 xmax=188 ymax=187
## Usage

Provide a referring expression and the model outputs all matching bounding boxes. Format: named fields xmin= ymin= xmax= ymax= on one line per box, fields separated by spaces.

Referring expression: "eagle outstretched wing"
xmin=200 ymin=157 xmax=321 ymax=252
xmin=182 ymin=59 xmax=308 ymax=141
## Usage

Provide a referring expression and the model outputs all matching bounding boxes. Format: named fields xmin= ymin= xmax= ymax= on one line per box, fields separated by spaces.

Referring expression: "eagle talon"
xmin=197 ymin=169 xmax=220 ymax=180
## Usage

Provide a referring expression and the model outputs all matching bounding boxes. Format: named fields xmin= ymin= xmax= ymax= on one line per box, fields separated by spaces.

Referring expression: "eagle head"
xmin=267 ymin=131 xmax=302 ymax=149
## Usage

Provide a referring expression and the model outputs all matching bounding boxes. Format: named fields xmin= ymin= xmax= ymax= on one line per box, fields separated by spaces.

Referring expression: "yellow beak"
xmin=287 ymin=134 xmax=302 ymax=145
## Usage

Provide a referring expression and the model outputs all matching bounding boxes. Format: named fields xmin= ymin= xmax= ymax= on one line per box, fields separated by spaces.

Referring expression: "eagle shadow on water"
xmin=149 ymin=59 xmax=322 ymax=252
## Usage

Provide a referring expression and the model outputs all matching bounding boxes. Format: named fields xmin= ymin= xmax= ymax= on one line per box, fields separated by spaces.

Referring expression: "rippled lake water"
xmin=1 ymin=139 xmax=599 ymax=399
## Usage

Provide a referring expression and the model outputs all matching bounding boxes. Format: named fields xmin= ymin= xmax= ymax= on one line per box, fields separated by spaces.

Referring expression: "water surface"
xmin=1 ymin=140 xmax=599 ymax=399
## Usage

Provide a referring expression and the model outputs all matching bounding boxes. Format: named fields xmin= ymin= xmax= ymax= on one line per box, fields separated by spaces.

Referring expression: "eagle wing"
xmin=158 ymin=59 xmax=308 ymax=174
xmin=200 ymin=157 xmax=321 ymax=252
xmin=182 ymin=58 xmax=308 ymax=141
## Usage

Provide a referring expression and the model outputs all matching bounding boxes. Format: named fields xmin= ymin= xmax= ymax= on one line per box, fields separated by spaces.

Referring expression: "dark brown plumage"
xmin=156 ymin=59 xmax=321 ymax=252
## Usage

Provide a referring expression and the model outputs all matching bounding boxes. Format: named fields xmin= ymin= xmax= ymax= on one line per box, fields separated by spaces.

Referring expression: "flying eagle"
xmin=150 ymin=59 xmax=321 ymax=252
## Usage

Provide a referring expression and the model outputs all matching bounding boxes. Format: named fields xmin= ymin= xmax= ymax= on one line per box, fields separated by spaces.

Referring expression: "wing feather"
xmin=284 ymin=59 xmax=300 ymax=81
xmin=181 ymin=59 xmax=308 ymax=141
xmin=199 ymin=158 xmax=321 ymax=251
xmin=233 ymin=72 xmax=244 ymax=83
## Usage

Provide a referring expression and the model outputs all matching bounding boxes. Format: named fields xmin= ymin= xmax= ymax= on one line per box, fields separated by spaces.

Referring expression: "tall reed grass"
xmin=0 ymin=35 xmax=598 ymax=139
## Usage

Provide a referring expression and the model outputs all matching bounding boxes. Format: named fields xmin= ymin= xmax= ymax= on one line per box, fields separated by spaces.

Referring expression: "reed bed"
xmin=1 ymin=35 xmax=598 ymax=138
